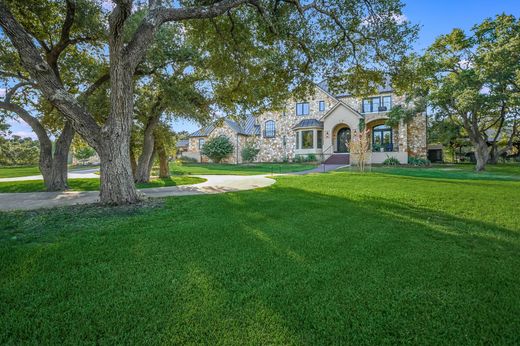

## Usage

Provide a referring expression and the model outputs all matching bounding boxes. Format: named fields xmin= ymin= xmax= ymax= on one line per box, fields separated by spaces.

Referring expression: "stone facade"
xmin=183 ymin=85 xmax=428 ymax=164
xmin=407 ymin=113 xmax=427 ymax=157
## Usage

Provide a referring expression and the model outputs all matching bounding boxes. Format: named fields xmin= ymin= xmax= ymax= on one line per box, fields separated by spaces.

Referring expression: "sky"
xmin=5 ymin=0 xmax=520 ymax=138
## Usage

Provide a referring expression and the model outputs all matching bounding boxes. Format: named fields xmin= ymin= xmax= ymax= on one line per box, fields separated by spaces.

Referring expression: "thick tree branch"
xmin=0 ymin=1 xmax=101 ymax=149
xmin=0 ymin=100 xmax=52 ymax=150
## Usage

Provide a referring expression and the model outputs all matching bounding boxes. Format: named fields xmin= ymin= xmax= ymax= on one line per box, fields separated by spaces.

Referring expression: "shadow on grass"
xmin=369 ymin=166 xmax=520 ymax=182
xmin=0 ymin=183 xmax=519 ymax=344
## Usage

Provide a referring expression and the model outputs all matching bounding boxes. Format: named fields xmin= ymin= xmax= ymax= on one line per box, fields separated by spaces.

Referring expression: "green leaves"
xmin=201 ymin=135 xmax=234 ymax=163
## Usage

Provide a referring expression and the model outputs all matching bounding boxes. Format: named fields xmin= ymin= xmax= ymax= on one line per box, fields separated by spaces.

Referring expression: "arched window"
xmin=372 ymin=124 xmax=393 ymax=152
xmin=264 ymin=120 xmax=276 ymax=138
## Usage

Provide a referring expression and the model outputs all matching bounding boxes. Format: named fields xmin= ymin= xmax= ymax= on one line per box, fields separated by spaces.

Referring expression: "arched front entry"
xmin=336 ymin=127 xmax=351 ymax=153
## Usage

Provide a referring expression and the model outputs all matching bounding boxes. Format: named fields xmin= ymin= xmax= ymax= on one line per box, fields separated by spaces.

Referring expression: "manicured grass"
xmin=0 ymin=166 xmax=41 ymax=178
xmin=378 ymin=163 xmax=520 ymax=181
xmin=169 ymin=162 xmax=316 ymax=175
xmin=339 ymin=163 xmax=520 ymax=181
xmin=0 ymin=176 xmax=205 ymax=193
xmin=1 ymin=169 xmax=519 ymax=344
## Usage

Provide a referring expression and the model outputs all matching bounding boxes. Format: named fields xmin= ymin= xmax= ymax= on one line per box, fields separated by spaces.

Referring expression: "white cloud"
xmin=0 ymin=88 xmax=6 ymax=98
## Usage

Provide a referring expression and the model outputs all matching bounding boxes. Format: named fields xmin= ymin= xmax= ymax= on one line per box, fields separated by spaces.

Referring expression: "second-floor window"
xmin=296 ymin=102 xmax=309 ymax=116
xmin=362 ymin=96 xmax=393 ymax=113
xmin=264 ymin=120 xmax=276 ymax=138
xmin=319 ymin=100 xmax=326 ymax=112
xmin=198 ymin=138 xmax=205 ymax=149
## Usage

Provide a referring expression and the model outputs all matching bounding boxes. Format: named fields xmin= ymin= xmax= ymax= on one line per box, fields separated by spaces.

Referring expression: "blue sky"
xmin=7 ymin=0 xmax=520 ymax=137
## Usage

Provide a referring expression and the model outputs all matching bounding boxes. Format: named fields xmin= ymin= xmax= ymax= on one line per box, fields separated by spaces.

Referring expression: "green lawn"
xmin=1 ymin=169 xmax=519 ymax=344
xmin=169 ymin=162 xmax=316 ymax=175
xmin=0 ymin=176 xmax=205 ymax=193
xmin=366 ymin=163 xmax=520 ymax=181
xmin=0 ymin=165 xmax=100 ymax=179
xmin=0 ymin=166 xmax=42 ymax=178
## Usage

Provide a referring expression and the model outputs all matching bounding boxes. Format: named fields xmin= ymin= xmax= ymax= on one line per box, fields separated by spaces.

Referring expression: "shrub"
xmin=241 ymin=141 xmax=260 ymax=163
xmin=201 ymin=136 xmax=234 ymax=163
xmin=178 ymin=156 xmax=197 ymax=164
xmin=294 ymin=154 xmax=316 ymax=163
xmin=383 ymin=156 xmax=400 ymax=166
xmin=408 ymin=156 xmax=431 ymax=166
xmin=307 ymin=153 xmax=317 ymax=162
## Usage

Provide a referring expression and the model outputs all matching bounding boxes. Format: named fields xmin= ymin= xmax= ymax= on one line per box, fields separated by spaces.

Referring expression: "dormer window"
xmin=296 ymin=102 xmax=309 ymax=116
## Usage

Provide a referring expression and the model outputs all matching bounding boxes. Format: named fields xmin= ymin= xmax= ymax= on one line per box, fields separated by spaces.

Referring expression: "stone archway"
xmin=332 ymin=123 xmax=351 ymax=153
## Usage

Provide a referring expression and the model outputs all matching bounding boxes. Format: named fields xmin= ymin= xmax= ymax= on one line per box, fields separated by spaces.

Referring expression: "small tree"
xmin=201 ymin=136 xmax=234 ymax=163
xmin=241 ymin=140 xmax=260 ymax=163
xmin=348 ymin=129 xmax=371 ymax=172
xmin=75 ymin=146 xmax=96 ymax=165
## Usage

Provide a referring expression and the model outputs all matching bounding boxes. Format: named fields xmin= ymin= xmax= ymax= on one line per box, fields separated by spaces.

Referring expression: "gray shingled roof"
xmin=293 ymin=119 xmax=323 ymax=129
xmin=190 ymin=115 xmax=260 ymax=137
xmin=190 ymin=123 xmax=216 ymax=137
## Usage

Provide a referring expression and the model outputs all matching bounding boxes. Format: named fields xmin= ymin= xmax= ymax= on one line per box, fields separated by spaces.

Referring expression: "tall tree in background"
xmin=0 ymin=0 xmax=418 ymax=204
xmin=396 ymin=15 xmax=520 ymax=171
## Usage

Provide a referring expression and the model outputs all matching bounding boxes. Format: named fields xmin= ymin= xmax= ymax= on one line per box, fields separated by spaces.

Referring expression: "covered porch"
xmin=321 ymin=103 xmax=408 ymax=164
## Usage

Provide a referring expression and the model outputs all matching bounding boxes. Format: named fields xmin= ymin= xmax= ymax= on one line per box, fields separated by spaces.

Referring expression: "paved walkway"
xmin=0 ymin=164 xmax=346 ymax=211
xmin=0 ymin=175 xmax=276 ymax=211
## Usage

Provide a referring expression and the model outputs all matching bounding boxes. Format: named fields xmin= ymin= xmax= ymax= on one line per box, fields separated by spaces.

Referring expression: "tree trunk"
xmin=147 ymin=148 xmax=157 ymax=178
xmin=134 ymin=115 xmax=160 ymax=183
xmin=98 ymin=136 xmax=140 ymax=205
xmin=130 ymin=144 xmax=137 ymax=178
xmin=98 ymin=62 xmax=140 ymax=204
xmin=488 ymin=144 xmax=500 ymax=164
xmin=474 ymin=139 xmax=490 ymax=172
xmin=157 ymin=142 xmax=170 ymax=178
xmin=41 ymin=122 xmax=74 ymax=191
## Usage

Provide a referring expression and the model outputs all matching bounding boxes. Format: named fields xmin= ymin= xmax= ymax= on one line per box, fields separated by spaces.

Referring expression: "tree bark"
xmin=98 ymin=70 xmax=140 ymax=204
xmin=130 ymin=143 xmax=138 ymax=178
xmin=95 ymin=5 xmax=140 ymax=205
xmin=474 ymin=139 xmax=490 ymax=172
xmin=148 ymin=148 xmax=157 ymax=178
xmin=157 ymin=141 xmax=170 ymax=178
xmin=134 ymin=114 xmax=160 ymax=183
xmin=41 ymin=122 xmax=74 ymax=191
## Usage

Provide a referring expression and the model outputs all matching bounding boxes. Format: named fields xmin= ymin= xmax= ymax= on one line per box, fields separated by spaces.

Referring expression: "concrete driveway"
xmin=0 ymin=174 xmax=276 ymax=211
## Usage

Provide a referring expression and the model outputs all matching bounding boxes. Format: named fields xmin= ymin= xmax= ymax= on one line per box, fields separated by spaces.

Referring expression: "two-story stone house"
xmin=182 ymin=82 xmax=427 ymax=164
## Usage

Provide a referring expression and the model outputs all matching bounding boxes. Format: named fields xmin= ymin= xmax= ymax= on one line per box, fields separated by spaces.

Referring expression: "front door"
xmin=337 ymin=127 xmax=351 ymax=153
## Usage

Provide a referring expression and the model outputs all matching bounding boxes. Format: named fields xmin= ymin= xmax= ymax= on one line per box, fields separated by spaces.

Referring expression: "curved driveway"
xmin=0 ymin=174 xmax=276 ymax=211
xmin=0 ymin=164 xmax=348 ymax=211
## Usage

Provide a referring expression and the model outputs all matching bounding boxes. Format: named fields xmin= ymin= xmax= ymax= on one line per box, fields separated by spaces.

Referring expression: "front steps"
xmin=324 ymin=154 xmax=350 ymax=165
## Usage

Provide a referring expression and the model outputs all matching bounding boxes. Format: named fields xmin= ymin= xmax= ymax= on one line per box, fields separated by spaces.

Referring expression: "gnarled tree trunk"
xmin=40 ymin=122 xmax=74 ymax=191
xmin=134 ymin=114 xmax=160 ymax=183
xmin=474 ymin=139 xmax=490 ymax=172
xmin=157 ymin=140 xmax=170 ymax=178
